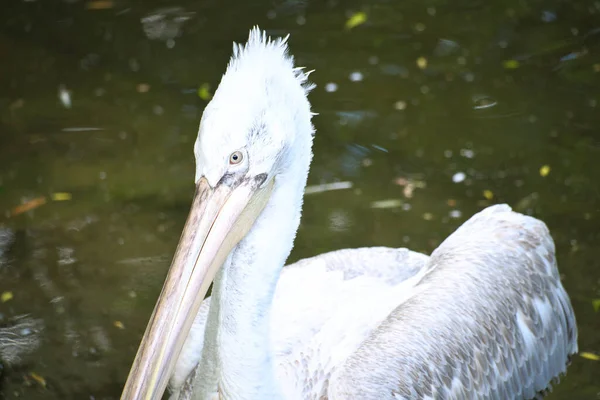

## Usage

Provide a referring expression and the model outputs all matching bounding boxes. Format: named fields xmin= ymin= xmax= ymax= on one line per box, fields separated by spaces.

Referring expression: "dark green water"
xmin=1 ymin=0 xmax=599 ymax=398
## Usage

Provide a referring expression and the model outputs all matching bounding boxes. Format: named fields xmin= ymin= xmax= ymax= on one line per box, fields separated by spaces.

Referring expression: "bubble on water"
xmin=452 ymin=172 xmax=466 ymax=183
xmin=460 ymin=149 xmax=475 ymax=158
xmin=394 ymin=101 xmax=407 ymax=110
xmin=349 ymin=71 xmax=363 ymax=82
xmin=325 ymin=82 xmax=338 ymax=92
xmin=449 ymin=209 xmax=462 ymax=219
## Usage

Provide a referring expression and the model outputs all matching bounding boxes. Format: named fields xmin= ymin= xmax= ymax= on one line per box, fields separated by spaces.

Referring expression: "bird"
xmin=120 ymin=27 xmax=578 ymax=400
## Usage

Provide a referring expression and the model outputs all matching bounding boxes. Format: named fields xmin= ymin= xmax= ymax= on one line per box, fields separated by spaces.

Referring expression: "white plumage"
xmin=171 ymin=206 xmax=577 ymax=400
xmin=121 ymin=27 xmax=577 ymax=400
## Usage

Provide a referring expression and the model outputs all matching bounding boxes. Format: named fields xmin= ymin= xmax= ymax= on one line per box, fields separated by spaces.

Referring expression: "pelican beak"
xmin=121 ymin=173 xmax=274 ymax=400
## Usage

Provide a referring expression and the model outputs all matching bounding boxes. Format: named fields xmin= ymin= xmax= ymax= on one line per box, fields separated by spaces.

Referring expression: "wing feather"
xmin=328 ymin=205 xmax=577 ymax=400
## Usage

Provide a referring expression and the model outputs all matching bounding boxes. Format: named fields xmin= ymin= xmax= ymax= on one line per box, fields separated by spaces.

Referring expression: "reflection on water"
xmin=1 ymin=0 xmax=599 ymax=398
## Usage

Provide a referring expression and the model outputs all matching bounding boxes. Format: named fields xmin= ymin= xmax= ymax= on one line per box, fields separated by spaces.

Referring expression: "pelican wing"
xmin=286 ymin=246 xmax=429 ymax=285
xmin=328 ymin=205 xmax=578 ymax=400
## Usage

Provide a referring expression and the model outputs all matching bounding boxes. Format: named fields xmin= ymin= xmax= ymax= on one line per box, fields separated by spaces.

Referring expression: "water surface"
xmin=1 ymin=0 xmax=599 ymax=398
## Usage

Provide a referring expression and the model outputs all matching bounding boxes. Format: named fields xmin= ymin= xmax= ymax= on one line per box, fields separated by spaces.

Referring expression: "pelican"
xmin=121 ymin=27 xmax=577 ymax=400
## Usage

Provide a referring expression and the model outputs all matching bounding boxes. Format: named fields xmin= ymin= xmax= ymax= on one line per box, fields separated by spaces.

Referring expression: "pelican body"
xmin=121 ymin=28 xmax=577 ymax=400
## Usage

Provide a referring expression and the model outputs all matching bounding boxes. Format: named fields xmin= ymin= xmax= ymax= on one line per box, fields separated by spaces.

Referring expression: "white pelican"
xmin=121 ymin=27 xmax=577 ymax=400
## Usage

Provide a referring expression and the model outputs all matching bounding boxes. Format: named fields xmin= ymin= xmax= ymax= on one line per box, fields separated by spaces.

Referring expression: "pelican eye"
xmin=229 ymin=150 xmax=243 ymax=165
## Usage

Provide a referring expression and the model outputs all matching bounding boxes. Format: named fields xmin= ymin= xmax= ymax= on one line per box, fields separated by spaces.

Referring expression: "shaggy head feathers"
xmin=194 ymin=27 xmax=315 ymax=185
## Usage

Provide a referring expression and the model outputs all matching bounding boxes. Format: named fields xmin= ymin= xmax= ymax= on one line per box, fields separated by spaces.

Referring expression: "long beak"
xmin=121 ymin=174 xmax=273 ymax=400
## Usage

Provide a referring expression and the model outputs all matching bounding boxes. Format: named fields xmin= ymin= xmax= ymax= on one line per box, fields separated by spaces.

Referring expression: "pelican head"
xmin=121 ymin=27 xmax=315 ymax=400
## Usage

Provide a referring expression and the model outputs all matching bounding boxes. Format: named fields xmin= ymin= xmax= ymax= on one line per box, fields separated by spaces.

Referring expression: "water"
xmin=1 ymin=0 xmax=599 ymax=398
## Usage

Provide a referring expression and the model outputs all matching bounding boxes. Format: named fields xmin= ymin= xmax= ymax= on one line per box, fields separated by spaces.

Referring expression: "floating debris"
xmin=1 ymin=291 xmax=13 ymax=303
xmin=371 ymin=144 xmax=388 ymax=153
xmin=483 ymin=190 xmax=494 ymax=200
xmin=403 ymin=183 xmax=414 ymax=198
xmin=592 ymin=299 xmax=600 ymax=312
xmin=503 ymin=60 xmax=520 ymax=69
xmin=51 ymin=192 xmax=72 ymax=201
xmin=560 ymin=50 xmax=587 ymax=63
xmin=580 ymin=352 xmax=600 ymax=361
xmin=394 ymin=177 xmax=409 ymax=186
xmin=137 ymin=83 xmax=151 ymax=93
xmin=29 ymin=372 xmax=47 ymax=388
xmin=539 ymin=165 xmax=551 ymax=177
xmin=62 ymin=127 xmax=104 ymax=132
xmin=345 ymin=12 xmax=367 ymax=30
xmin=416 ymin=57 xmax=428 ymax=69
xmin=58 ymin=85 xmax=72 ymax=109
xmin=371 ymin=199 xmax=403 ymax=209
xmin=10 ymin=197 xmax=47 ymax=216
xmin=305 ymin=181 xmax=353 ymax=195
xmin=472 ymin=95 xmax=498 ymax=110
xmin=113 ymin=321 xmax=125 ymax=330
xmin=433 ymin=39 xmax=460 ymax=57
xmin=422 ymin=212 xmax=434 ymax=221
xmin=197 ymin=83 xmax=212 ymax=100
xmin=393 ymin=177 xmax=426 ymax=189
